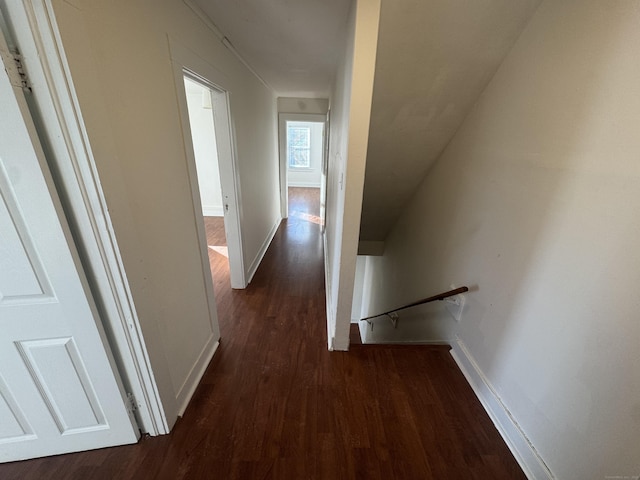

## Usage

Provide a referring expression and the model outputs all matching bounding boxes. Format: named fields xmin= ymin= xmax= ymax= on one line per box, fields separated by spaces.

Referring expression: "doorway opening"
xmin=180 ymin=72 xmax=246 ymax=291
xmin=183 ymin=77 xmax=229 ymax=291
xmin=278 ymin=114 xmax=327 ymax=226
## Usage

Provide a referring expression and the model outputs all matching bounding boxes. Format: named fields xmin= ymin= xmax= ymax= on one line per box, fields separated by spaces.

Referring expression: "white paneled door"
xmin=0 ymin=31 xmax=139 ymax=462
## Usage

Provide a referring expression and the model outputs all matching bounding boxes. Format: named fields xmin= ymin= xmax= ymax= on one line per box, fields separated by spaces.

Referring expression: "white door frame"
xmin=0 ymin=23 xmax=141 ymax=460
xmin=170 ymin=41 xmax=247 ymax=290
xmin=278 ymin=113 xmax=327 ymax=218
xmin=1 ymin=0 xmax=169 ymax=435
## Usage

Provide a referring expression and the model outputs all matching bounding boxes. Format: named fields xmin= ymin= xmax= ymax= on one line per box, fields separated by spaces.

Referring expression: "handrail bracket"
xmin=365 ymin=311 xmax=399 ymax=332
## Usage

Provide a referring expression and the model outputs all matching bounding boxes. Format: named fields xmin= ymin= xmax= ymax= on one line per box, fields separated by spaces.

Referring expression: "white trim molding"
xmin=247 ymin=217 xmax=281 ymax=284
xmin=202 ymin=206 xmax=224 ymax=217
xmin=170 ymin=37 xmax=247 ymax=290
xmin=4 ymin=0 xmax=169 ymax=435
xmin=450 ymin=338 xmax=555 ymax=480
xmin=278 ymin=112 xmax=327 ymax=219
xmin=288 ymin=181 xmax=322 ymax=188
xmin=323 ymin=232 xmax=335 ymax=351
xmin=175 ymin=337 xmax=219 ymax=416
xmin=181 ymin=0 xmax=272 ymax=92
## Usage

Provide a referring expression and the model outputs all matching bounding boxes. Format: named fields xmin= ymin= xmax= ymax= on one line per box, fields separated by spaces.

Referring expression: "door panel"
xmin=0 ymin=163 xmax=55 ymax=305
xmin=0 ymin=373 xmax=34 ymax=444
xmin=16 ymin=337 xmax=107 ymax=434
xmin=0 ymin=28 xmax=138 ymax=463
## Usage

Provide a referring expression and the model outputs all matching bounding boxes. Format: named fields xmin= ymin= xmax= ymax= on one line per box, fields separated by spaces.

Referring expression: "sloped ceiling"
xmin=191 ymin=0 xmax=352 ymax=97
xmin=360 ymin=0 xmax=541 ymax=240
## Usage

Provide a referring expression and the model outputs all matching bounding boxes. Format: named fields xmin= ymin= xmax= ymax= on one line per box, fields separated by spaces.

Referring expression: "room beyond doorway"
xmin=184 ymin=77 xmax=230 ymax=290
xmin=288 ymin=187 xmax=322 ymax=226
xmin=203 ymin=216 xmax=231 ymax=307
xmin=181 ymin=72 xmax=246 ymax=289
xmin=278 ymin=114 xmax=327 ymax=225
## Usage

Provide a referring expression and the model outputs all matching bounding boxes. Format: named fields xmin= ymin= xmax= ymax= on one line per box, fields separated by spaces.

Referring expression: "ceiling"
xmin=192 ymin=0 xmax=352 ymax=97
xmin=359 ymin=0 xmax=541 ymax=240
xmin=191 ymin=0 xmax=541 ymax=242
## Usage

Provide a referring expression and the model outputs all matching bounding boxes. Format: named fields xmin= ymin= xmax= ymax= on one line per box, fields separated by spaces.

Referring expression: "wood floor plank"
xmin=0 ymin=187 xmax=525 ymax=479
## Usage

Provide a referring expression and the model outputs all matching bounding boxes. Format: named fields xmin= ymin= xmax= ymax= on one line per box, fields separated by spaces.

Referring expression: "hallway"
xmin=0 ymin=188 xmax=524 ymax=479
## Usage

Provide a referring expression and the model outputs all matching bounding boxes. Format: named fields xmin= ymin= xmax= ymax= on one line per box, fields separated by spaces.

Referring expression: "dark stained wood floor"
xmin=0 ymin=188 xmax=525 ymax=479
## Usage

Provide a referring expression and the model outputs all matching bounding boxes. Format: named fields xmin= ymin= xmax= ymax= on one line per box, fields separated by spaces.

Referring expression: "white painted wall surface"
xmin=287 ymin=121 xmax=323 ymax=188
xmin=350 ymin=256 xmax=366 ymax=322
xmin=185 ymin=79 xmax=224 ymax=216
xmin=51 ymin=0 xmax=280 ymax=426
xmin=361 ymin=1 xmax=640 ymax=477
xmin=277 ymin=97 xmax=329 ymax=115
xmin=325 ymin=0 xmax=380 ymax=350
xmin=359 ymin=0 xmax=541 ymax=241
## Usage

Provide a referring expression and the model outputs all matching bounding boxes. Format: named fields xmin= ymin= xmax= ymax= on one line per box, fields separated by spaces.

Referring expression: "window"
xmin=288 ymin=125 xmax=311 ymax=168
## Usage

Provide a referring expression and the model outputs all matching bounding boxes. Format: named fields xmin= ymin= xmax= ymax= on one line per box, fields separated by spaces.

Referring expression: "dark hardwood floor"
xmin=0 ymin=188 xmax=525 ymax=479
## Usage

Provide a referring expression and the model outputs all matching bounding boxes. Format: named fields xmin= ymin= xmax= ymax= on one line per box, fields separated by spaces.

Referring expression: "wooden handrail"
xmin=360 ymin=286 xmax=469 ymax=322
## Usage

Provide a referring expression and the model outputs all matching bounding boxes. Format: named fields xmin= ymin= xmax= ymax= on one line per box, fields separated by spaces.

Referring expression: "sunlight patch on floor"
xmin=208 ymin=245 xmax=228 ymax=258
xmin=290 ymin=210 xmax=323 ymax=226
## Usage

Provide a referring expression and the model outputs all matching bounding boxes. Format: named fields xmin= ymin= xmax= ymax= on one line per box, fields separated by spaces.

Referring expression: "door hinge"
xmin=126 ymin=392 xmax=138 ymax=414
xmin=2 ymin=51 xmax=31 ymax=91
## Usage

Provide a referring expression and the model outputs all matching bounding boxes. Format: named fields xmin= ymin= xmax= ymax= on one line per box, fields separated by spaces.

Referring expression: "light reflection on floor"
xmin=289 ymin=210 xmax=323 ymax=226
xmin=208 ymin=245 xmax=228 ymax=258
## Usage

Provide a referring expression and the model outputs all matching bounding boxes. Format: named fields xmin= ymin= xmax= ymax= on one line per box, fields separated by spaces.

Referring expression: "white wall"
xmin=277 ymin=97 xmax=329 ymax=115
xmin=287 ymin=121 xmax=323 ymax=188
xmin=52 ymin=0 xmax=280 ymax=426
xmin=350 ymin=256 xmax=366 ymax=322
xmin=184 ymin=78 xmax=224 ymax=216
xmin=325 ymin=0 xmax=380 ymax=350
xmin=362 ymin=1 xmax=640 ymax=477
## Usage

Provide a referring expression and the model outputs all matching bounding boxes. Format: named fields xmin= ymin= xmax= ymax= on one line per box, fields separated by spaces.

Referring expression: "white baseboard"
xmin=450 ymin=338 xmax=555 ymax=480
xmin=323 ymin=233 xmax=335 ymax=351
xmin=357 ymin=320 xmax=367 ymax=345
xmin=175 ymin=334 xmax=220 ymax=416
xmin=362 ymin=338 xmax=449 ymax=345
xmin=202 ymin=205 xmax=224 ymax=217
xmin=247 ymin=218 xmax=281 ymax=284
xmin=288 ymin=181 xmax=321 ymax=188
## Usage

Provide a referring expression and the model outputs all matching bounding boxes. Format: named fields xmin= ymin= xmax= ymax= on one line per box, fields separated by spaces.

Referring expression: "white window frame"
xmin=287 ymin=125 xmax=312 ymax=169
